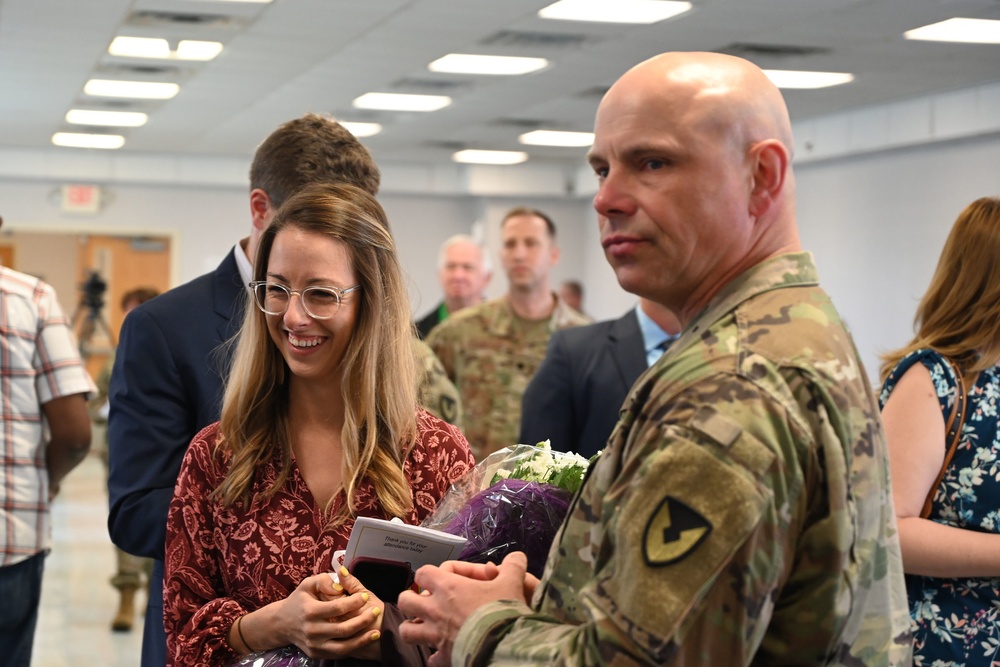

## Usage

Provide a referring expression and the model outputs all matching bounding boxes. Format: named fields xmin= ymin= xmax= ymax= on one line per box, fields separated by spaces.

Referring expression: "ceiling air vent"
xmin=92 ymin=99 xmax=143 ymax=110
xmin=390 ymin=78 xmax=471 ymax=92
xmin=480 ymin=30 xmax=593 ymax=49
xmin=426 ymin=140 xmax=466 ymax=151
xmin=332 ymin=109 xmax=381 ymax=122
xmin=95 ymin=63 xmax=189 ymax=81
xmin=99 ymin=63 xmax=181 ymax=76
xmin=126 ymin=10 xmax=236 ymax=29
xmin=721 ymin=43 xmax=831 ymax=59
xmin=492 ymin=118 xmax=548 ymax=129
xmin=577 ymin=85 xmax=611 ymax=99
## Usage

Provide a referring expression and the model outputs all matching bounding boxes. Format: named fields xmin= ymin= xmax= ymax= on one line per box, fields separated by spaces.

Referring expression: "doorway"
xmin=0 ymin=230 xmax=172 ymax=381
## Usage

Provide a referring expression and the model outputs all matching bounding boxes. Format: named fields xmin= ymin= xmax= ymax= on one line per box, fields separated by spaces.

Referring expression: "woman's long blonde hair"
xmin=216 ymin=182 xmax=418 ymax=523
xmin=880 ymin=197 xmax=1000 ymax=381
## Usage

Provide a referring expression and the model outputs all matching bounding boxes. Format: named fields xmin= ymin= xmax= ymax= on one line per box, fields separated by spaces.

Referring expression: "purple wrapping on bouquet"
xmin=230 ymin=646 xmax=316 ymax=667
xmin=442 ymin=478 xmax=572 ymax=578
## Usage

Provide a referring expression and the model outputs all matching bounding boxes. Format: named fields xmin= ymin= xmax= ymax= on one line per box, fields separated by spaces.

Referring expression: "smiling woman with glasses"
xmin=249 ymin=281 xmax=362 ymax=320
xmin=162 ymin=182 xmax=474 ymax=666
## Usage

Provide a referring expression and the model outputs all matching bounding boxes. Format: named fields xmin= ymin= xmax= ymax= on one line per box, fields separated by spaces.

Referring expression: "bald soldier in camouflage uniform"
xmin=398 ymin=52 xmax=912 ymax=666
xmin=427 ymin=208 xmax=589 ymax=458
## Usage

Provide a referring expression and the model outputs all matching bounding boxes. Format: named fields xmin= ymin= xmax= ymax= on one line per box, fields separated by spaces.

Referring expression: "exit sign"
xmin=61 ymin=184 xmax=102 ymax=214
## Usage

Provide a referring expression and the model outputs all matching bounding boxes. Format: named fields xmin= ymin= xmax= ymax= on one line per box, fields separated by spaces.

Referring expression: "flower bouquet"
xmin=420 ymin=442 xmax=594 ymax=577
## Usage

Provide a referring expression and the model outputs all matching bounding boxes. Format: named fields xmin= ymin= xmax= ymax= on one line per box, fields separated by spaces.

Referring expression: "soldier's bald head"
xmin=589 ymin=52 xmax=800 ymax=321
xmin=604 ymin=52 xmax=793 ymax=162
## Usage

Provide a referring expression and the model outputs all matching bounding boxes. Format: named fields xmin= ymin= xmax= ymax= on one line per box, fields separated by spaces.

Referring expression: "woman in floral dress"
xmin=880 ymin=197 xmax=1000 ymax=666
xmin=163 ymin=183 xmax=474 ymax=666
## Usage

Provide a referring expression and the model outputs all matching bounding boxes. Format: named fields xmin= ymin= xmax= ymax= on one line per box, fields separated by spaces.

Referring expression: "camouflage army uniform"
xmin=411 ymin=337 xmax=463 ymax=430
xmin=453 ymin=253 xmax=912 ymax=666
xmin=426 ymin=294 xmax=589 ymax=459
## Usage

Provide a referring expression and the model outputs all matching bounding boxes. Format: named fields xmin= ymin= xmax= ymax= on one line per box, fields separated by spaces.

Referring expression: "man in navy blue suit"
xmin=520 ymin=298 xmax=679 ymax=458
xmin=106 ymin=114 xmax=381 ymax=667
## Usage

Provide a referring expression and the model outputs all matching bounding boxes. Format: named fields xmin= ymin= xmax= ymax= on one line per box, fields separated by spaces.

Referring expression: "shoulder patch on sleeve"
xmin=439 ymin=395 xmax=458 ymax=423
xmin=643 ymin=496 xmax=712 ymax=566
xmin=600 ymin=436 xmax=772 ymax=659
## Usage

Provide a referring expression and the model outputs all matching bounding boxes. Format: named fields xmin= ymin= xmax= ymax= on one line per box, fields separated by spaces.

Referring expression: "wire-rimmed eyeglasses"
xmin=249 ymin=281 xmax=361 ymax=320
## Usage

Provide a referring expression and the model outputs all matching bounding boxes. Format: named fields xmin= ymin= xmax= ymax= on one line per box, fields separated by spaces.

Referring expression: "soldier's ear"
xmin=747 ymin=140 xmax=789 ymax=221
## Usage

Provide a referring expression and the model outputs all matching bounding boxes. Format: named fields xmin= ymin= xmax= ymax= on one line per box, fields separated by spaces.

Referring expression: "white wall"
xmin=0 ymin=180 xmax=239 ymax=283
xmin=0 ymin=176 xmax=618 ymax=325
xmin=796 ymin=133 xmax=1000 ymax=380
xmin=2 ymin=80 xmax=998 ymax=382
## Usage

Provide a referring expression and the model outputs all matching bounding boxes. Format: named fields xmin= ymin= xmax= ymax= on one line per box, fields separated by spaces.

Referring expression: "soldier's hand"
xmin=398 ymin=551 xmax=529 ymax=666
xmin=523 ymin=571 xmax=540 ymax=601
xmin=440 ymin=559 xmax=500 ymax=580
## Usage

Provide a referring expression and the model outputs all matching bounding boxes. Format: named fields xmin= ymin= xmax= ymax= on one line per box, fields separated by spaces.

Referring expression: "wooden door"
xmin=75 ymin=235 xmax=171 ymax=380
xmin=0 ymin=244 xmax=15 ymax=268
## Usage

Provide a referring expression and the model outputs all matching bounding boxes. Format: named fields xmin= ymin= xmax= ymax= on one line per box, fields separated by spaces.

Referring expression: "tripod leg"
xmin=94 ymin=312 xmax=117 ymax=348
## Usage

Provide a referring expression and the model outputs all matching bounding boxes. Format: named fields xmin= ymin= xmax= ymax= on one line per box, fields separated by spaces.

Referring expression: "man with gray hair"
xmin=415 ymin=234 xmax=491 ymax=339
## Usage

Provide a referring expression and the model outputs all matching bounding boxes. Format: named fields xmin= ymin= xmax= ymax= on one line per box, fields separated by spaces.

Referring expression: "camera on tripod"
xmin=72 ymin=270 xmax=114 ymax=359
xmin=80 ymin=270 xmax=107 ymax=316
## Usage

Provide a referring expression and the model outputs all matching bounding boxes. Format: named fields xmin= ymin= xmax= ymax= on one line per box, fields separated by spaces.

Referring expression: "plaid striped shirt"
xmin=1 ymin=267 xmax=95 ymax=566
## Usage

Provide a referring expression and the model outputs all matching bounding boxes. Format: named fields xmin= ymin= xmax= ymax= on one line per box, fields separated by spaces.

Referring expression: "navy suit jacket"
xmin=107 ymin=250 xmax=244 ymax=667
xmin=520 ymin=309 xmax=648 ymax=459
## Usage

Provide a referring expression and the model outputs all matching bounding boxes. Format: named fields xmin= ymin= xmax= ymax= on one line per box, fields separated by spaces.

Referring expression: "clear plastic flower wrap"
xmin=420 ymin=442 xmax=593 ymax=577
xmin=230 ymin=646 xmax=315 ymax=667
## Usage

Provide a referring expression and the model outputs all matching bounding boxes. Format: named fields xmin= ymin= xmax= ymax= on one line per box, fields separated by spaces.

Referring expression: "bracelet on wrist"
xmin=236 ymin=614 xmax=257 ymax=653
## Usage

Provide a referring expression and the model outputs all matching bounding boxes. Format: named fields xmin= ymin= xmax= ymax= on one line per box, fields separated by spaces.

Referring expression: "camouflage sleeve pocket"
xmin=596 ymin=428 xmax=776 ymax=662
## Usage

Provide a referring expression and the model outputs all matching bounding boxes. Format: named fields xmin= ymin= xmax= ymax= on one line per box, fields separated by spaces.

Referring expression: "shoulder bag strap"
xmin=920 ymin=358 xmax=973 ymax=519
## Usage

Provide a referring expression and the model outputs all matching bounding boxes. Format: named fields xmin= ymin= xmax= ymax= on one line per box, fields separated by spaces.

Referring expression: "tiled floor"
xmin=32 ymin=453 xmax=144 ymax=666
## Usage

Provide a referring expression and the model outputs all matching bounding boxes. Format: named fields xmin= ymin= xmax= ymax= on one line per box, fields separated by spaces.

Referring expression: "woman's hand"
xmin=238 ymin=568 xmax=384 ymax=660
xmin=316 ymin=566 xmax=385 ymax=661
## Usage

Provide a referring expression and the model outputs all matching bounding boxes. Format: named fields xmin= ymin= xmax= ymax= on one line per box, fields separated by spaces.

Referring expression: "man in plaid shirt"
xmin=0 ymin=215 xmax=95 ymax=667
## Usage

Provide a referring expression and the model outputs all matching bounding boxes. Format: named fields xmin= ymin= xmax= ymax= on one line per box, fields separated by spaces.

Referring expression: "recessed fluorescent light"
xmin=763 ymin=69 xmax=854 ymax=89
xmin=110 ymin=36 xmax=170 ymax=58
xmin=109 ymin=36 xmax=223 ymax=61
xmin=519 ymin=130 xmax=594 ymax=147
xmin=340 ymin=122 xmax=383 ymax=138
xmin=66 ymin=109 xmax=148 ymax=127
xmin=175 ymin=40 xmax=224 ymax=61
xmin=52 ymin=132 xmax=125 ymax=149
xmin=429 ymin=54 xmax=548 ymax=75
xmin=904 ymin=17 xmax=1000 ymax=44
xmin=539 ymin=0 xmax=692 ymax=24
xmin=452 ymin=149 xmax=529 ymax=165
xmin=352 ymin=92 xmax=451 ymax=112
xmin=84 ymin=79 xmax=180 ymax=99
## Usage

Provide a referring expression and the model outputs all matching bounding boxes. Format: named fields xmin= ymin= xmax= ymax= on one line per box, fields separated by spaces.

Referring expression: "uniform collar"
xmin=668 ymin=252 xmax=820 ymax=359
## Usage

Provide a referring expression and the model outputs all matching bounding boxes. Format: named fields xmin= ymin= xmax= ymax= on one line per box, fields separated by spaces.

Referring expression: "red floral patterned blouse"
xmin=163 ymin=410 xmax=474 ymax=666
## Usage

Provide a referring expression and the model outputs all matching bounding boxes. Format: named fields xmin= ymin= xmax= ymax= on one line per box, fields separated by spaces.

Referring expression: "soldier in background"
xmin=426 ymin=208 xmax=589 ymax=459
xmin=399 ymin=52 xmax=912 ymax=665
xmin=91 ymin=286 xmax=160 ymax=632
xmin=557 ymin=279 xmax=585 ymax=316
xmin=411 ymin=338 xmax=462 ymax=430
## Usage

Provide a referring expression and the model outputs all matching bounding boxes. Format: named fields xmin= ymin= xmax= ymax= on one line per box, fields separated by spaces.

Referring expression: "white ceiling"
xmin=2 ymin=0 xmax=1000 ymax=170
